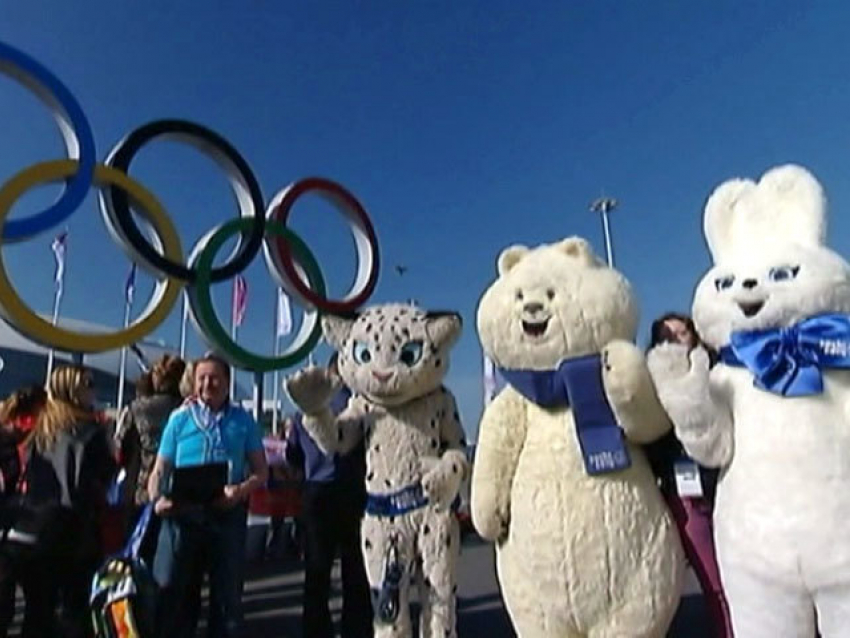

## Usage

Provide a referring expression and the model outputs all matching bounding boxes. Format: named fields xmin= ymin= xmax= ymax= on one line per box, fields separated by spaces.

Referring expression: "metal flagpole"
xmin=272 ymin=288 xmax=293 ymax=435
xmin=179 ymin=292 xmax=188 ymax=359
xmin=44 ymin=289 xmax=62 ymax=383
xmin=230 ymin=323 xmax=238 ymax=400
xmin=229 ymin=277 xmax=241 ymax=401
xmin=590 ymin=197 xmax=618 ymax=268
xmin=116 ymin=301 xmax=132 ymax=409
xmin=116 ymin=264 xmax=136 ymax=409
xmin=271 ymin=295 xmax=281 ymax=436
xmin=271 ymin=363 xmax=281 ymax=434
xmin=46 ymin=231 xmax=68 ymax=384
xmin=252 ymin=371 xmax=263 ymax=423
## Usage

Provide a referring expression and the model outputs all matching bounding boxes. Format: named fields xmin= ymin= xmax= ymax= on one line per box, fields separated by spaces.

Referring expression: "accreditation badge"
xmin=674 ymin=459 xmax=703 ymax=498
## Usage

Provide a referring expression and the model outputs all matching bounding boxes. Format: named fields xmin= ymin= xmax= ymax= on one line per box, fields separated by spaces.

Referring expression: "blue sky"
xmin=3 ymin=1 xmax=850 ymax=438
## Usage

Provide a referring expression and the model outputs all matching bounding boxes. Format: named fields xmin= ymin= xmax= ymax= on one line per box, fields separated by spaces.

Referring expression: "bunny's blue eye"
xmin=769 ymin=265 xmax=800 ymax=282
xmin=399 ymin=341 xmax=424 ymax=367
xmin=353 ymin=341 xmax=372 ymax=365
xmin=714 ymin=275 xmax=735 ymax=292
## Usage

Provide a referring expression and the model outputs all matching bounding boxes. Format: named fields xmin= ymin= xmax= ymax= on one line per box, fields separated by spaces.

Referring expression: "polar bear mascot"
xmin=472 ymin=236 xmax=684 ymax=638
xmin=648 ymin=164 xmax=850 ymax=638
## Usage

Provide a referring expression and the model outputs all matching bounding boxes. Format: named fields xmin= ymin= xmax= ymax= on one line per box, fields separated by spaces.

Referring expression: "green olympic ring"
xmin=188 ymin=218 xmax=326 ymax=372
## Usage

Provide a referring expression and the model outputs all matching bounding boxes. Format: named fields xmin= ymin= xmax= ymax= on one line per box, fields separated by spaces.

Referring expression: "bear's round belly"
xmin=496 ymin=430 xmax=682 ymax=632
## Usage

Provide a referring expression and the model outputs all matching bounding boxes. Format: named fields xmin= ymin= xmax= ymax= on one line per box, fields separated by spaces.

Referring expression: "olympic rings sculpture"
xmin=0 ymin=41 xmax=380 ymax=372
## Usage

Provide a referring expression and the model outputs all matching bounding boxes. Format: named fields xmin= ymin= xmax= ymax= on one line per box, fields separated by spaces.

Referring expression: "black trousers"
xmin=301 ymin=482 xmax=373 ymax=638
xmin=154 ymin=505 xmax=246 ymax=638
xmin=0 ymin=540 xmax=98 ymax=638
xmin=0 ymin=542 xmax=56 ymax=638
xmin=0 ymin=554 xmax=15 ymax=638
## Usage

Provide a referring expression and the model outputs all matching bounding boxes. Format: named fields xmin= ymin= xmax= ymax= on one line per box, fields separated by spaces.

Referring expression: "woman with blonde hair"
xmin=179 ymin=359 xmax=195 ymax=399
xmin=1 ymin=365 xmax=116 ymax=638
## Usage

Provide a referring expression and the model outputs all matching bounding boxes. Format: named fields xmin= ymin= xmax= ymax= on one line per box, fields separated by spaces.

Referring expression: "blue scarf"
xmin=719 ymin=313 xmax=850 ymax=397
xmin=498 ymin=354 xmax=631 ymax=475
xmin=188 ymin=399 xmax=230 ymax=463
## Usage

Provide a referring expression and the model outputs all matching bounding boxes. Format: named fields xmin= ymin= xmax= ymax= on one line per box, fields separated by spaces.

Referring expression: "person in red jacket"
xmin=0 ymin=385 xmax=46 ymax=638
xmin=0 ymin=386 xmax=45 ymax=496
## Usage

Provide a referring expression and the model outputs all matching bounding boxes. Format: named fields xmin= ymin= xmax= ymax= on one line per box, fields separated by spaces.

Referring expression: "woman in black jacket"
xmin=645 ymin=313 xmax=732 ymax=638
xmin=114 ymin=355 xmax=186 ymax=564
xmin=115 ymin=356 xmax=186 ymax=512
xmin=0 ymin=365 xmax=116 ymax=638
xmin=0 ymin=385 xmax=46 ymax=638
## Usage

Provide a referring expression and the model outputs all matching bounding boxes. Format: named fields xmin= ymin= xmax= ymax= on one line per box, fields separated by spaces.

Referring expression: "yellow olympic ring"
xmin=0 ymin=160 xmax=184 ymax=352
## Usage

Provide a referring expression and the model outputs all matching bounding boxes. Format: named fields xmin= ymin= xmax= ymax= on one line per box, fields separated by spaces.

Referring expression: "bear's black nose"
xmin=523 ymin=302 xmax=544 ymax=314
xmin=742 ymin=278 xmax=758 ymax=289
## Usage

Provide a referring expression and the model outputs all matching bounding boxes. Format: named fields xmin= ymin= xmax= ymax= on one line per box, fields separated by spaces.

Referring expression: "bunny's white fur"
xmin=649 ymin=165 xmax=850 ymax=638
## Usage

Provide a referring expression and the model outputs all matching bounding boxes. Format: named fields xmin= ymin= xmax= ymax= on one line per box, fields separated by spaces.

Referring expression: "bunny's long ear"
xmin=704 ymin=164 xmax=826 ymax=262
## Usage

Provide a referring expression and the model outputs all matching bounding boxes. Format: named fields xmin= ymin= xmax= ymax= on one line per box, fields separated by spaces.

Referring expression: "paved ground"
xmin=7 ymin=531 xmax=713 ymax=637
xmin=232 ymin=535 xmax=516 ymax=637
xmin=233 ymin=533 xmax=712 ymax=638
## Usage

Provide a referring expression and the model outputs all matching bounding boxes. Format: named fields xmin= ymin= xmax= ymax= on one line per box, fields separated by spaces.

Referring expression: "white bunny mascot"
xmin=648 ymin=164 xmax=850 ymax=638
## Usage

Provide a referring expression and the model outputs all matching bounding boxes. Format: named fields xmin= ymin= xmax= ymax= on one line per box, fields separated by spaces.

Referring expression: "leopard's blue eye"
xmin=399 ymin=341 xmax=424 ymax=367
xmin=353 ymin=341 xmax=372 ymax=365
xmin=769 ymin=265 xmax=800 ymax=282
xmin=714 ymin=275 xmax=735 ymax=292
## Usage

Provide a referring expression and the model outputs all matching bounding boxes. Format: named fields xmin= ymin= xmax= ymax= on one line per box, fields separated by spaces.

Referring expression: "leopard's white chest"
xmin=361 ymin=393 xmax=448 ymax=494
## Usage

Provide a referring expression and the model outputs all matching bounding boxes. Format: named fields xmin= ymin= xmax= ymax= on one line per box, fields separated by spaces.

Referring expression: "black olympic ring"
xmin=100 ymin=119 xmax=266 ymax=283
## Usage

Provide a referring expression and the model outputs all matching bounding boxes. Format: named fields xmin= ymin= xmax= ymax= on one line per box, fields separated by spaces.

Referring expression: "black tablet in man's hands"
xmin=169 ymin=462 xmax=228 ymax=504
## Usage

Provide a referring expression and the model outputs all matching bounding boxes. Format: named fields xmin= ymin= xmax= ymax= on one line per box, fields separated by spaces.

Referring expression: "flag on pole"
xmin=46 ymin=231 xmax=68 ymax=384
xmin=51 ymin=231 xmax=68 ymax=294
xmin=483 ymin=354 xmax=498 ymax=406
xmin=277 ymin=288 xmax=292 ymax=337
xmin=124 ymin=263 xmax=137 ymax=305
xmin=232 ymin=275 xmax=248 ymax=328
xmin=129 ymin=343 xmax=149 ymax=372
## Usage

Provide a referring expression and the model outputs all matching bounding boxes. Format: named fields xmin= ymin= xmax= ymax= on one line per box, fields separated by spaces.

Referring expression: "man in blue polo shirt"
xmin=148 ymin=353 xmax=268 ymax=638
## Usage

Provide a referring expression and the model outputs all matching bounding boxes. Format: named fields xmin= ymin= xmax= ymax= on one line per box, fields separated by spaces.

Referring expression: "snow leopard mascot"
xmin=285 ymin=303 xmax=468 ymax=638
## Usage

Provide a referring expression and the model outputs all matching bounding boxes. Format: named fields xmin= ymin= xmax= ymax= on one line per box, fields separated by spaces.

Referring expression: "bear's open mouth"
xmin=738 ymin=301 xmax=765 ymax=318
xmin=522 ymin=319 xmax=549 ymax=337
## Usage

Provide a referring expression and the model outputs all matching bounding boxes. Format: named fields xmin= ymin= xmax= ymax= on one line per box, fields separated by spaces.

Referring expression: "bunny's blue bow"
xmin=719 ymin=313 xmax=850 ymax=396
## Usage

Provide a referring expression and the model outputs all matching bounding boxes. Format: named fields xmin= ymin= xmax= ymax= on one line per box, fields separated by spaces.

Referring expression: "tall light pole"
xmin=590 ymin=197 xmax=618 ymax=267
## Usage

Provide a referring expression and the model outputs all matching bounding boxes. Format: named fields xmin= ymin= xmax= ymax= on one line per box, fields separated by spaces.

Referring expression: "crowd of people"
xmin=0 ymin=311 xmax=740 ymax=638
xmin=0 ymin=349 xmax=377 ymax=638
